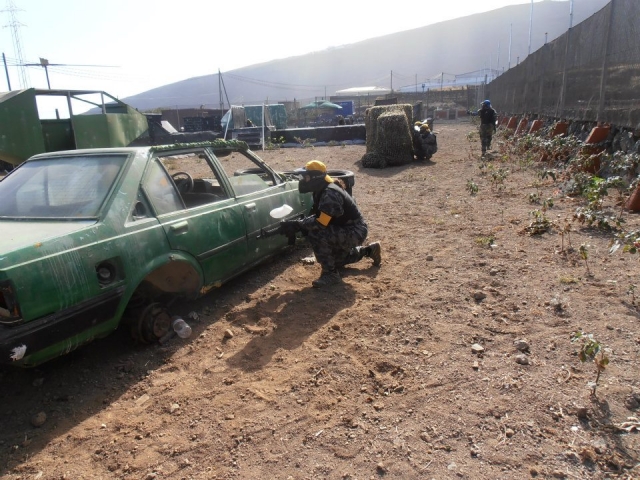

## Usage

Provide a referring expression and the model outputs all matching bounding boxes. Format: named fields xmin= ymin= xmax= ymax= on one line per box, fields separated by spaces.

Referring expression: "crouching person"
xmin=285 ymin=160 xmax=381 ymax=287
xmin=418 ymin=124 xmax=438 ymax=161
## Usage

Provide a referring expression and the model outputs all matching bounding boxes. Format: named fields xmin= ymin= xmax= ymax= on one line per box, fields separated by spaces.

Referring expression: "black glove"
xmin=279 ymin=219 xmax=302 ymax=237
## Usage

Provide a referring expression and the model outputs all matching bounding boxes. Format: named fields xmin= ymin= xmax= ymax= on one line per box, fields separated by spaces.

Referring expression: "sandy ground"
xmin=1 ymin=119 xmax=639 ymax=480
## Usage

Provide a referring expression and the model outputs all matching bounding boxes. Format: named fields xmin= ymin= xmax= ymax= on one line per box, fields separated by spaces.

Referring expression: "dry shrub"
xmin=361 ymin=104 xmax=414 ymax=168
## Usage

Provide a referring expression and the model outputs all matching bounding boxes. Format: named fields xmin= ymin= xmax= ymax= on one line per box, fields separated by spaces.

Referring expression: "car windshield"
xmin=0 ymin=154 xmax=126 ymax=219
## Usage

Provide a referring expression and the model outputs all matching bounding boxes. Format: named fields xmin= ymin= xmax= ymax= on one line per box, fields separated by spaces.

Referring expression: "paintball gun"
xmin=258 ymin=218 xmax=305 ymax=245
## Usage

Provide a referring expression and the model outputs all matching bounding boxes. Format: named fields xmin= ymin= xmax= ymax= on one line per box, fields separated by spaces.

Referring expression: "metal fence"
xmin=487 ymin=0 xmax=640 ymax=129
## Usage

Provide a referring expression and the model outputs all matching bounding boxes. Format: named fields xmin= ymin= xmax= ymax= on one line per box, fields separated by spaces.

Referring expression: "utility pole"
xmin=508 ymin=23 xmax=512 ymax=70
xmin=597 ymin=0 xmax=615 ymax=122
xmin=40 ymin=58 xmax=50 ymax=88
xmin=218 ymin=69 xmax=223 ymax=112
xmin=558 ymin=0 xmax=575 ymax=118
xmin=528 ymin=0 xmax=533 ymax=55
xmin=2 ymin=52 xmax=11 ymax=90
xmin=1 ymin=0 xmax=29 ymax=88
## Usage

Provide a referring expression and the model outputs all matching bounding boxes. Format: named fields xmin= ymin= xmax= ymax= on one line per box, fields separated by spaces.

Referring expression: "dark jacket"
xmin=478 ymin=106 xmax=498 ymax=125
xmin=303 ymin=183 xmax=363 ymax=231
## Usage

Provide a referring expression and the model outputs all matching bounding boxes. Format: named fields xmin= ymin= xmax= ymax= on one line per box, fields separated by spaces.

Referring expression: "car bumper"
xmin=0 ymin=286 xmax=125 ymax=365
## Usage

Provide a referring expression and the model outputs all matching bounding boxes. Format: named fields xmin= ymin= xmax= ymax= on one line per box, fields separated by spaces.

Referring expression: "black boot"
xmin=312 ymin=269 xmax=342 ymax=288
xmin=367 ymin=242 xmax=382 ymax=266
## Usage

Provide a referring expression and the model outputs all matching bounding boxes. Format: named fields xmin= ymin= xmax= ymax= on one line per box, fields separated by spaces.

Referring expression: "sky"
xmin=1 ymin=0 xmax=562 ymax=99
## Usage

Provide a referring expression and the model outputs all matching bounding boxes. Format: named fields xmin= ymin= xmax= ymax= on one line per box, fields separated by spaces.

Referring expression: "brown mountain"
xmin=123 ymin=0 xmax=609 ymax=111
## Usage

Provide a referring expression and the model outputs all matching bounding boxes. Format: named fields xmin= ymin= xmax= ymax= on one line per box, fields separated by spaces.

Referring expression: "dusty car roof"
xmin=26 ymin=139 xmax=251 ymax=161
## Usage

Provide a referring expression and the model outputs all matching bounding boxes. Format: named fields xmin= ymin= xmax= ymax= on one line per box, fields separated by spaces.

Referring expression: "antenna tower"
xmin=2 ymin=0 xmax=29 ymax=88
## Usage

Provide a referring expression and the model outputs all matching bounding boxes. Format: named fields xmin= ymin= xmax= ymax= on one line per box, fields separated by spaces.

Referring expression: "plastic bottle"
xmin=171 ymin=316 xmax=192 ymax=339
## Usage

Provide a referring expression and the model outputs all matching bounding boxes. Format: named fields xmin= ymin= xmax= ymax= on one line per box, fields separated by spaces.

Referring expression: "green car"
xmin=0 ymin=140 xmax=312 ymax=367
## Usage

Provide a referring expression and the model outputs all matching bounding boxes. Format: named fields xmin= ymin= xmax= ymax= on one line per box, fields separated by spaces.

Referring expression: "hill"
xmin=123 ymin=0 xmax=609 ymax=111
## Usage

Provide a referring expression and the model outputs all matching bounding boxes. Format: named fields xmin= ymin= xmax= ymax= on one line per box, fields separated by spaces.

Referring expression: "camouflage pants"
xmin=479 ymin=124 xmax=494 ymax=152
xmin=306 ymin=220 xmax=368 ymax=271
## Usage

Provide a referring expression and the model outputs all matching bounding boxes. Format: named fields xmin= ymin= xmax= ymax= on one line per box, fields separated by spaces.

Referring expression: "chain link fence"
xmin=488 ymin=0 xmax=640 ymax=129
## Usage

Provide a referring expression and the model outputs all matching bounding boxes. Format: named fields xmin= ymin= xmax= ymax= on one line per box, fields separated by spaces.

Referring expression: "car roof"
xmin=27 ymin=140 xmax=251 ymax=161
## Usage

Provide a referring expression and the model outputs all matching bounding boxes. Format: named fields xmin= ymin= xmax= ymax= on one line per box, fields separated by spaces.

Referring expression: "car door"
xmin=143 ymin=152 xmax=249 ymax=286
xmin=209 ymin=148 xmax=305 ymax=264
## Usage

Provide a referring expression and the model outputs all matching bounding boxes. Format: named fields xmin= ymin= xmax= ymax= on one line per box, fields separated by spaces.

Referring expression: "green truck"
xmin=0 ymin=88 xmax=149 ymax=167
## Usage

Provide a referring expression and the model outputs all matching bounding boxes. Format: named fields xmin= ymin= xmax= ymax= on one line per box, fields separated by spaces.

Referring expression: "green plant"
xmin=539 ymin=169 xmax=557 ymax=182
xmin=475 ymin=235 xmax=495 ymax=247
xmin=294 ymin=137 xmax=315 ymax=148
xmin=559 ymin=274 xmax=579 ymax=284
xmin=571 ymin=331 xmax=609 ymax=396
xmin=466 ymin=179 xmax=478 ymax=196
xmin=559 ymin=218 xmax=573 ymax=252
xmin=579 ymin=243 xmax=591 ymax=276
xmin=627 ymin=284 xmax=637 ymax=305
xmin=265 ymin=136 xmax=286 ymax=150
xmin=524 ymin=209 xmax=552 ymax=235
xmin=488 ymin=165 xmax=509 ymax=191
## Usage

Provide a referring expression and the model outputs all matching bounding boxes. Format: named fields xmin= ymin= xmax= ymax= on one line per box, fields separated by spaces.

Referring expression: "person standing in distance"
xmin=469 ymin=100 xmax=498 ymax=155
xmin=284 ymin=160 xmax=381 ymax=287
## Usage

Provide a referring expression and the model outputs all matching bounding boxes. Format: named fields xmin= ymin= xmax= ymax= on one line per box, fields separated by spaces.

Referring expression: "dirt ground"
xmin=1 ymin=119 xmax=640 ymax=480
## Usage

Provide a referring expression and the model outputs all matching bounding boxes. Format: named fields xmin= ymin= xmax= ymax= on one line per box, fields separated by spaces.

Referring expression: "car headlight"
xmin=0 ymin=280 xmax=22 ymax=325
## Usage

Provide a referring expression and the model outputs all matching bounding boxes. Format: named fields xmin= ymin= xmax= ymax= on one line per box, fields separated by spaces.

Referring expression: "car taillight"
xmin=0 ymin=281 xmax=22 ymax=325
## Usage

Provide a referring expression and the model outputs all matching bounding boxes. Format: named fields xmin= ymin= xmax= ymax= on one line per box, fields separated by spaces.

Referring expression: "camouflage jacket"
xmin=302 ymin=183 xmax=363 ymax=231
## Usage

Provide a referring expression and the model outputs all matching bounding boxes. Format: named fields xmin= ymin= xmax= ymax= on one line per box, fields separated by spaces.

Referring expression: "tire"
xmin=278 ymin=169 xmax=355 ymax=196
xmin=327 ymin=169 xmax=355 ymax=196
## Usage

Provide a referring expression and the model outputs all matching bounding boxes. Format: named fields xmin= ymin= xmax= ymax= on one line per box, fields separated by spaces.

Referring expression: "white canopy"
xmin=334 ymin=86 xmax=390 ymax=95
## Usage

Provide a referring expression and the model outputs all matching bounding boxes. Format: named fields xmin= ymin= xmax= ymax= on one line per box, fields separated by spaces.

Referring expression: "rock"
xmin=505 ymin=428 xmax=515 ymax=438
xmin=515 ymin=354 xmax=529 ymax=365
xmin=223 ymin=329 xmax=234 ymax=339
xmin=169 ymin=403 xmax=180 ymax=414
xmin=551 ymin=470 xmax=566 ymax=478
xmin=473 ymin=291 xmax=487 ymax=301
xmin=426 ymin=255 xmax=434 ymax=261
xmin=243 ymin=325 xmax=266 ymax=335
xmin=513 ymin=339 xmax=530 ymax=352
xmin=471 ymin=343 xmax=485 ymax=354
xmin=625 ymin=393 xmax=640 ymax=410
xmin=489 ymin=268 xmax=499 ymax=276
xmin=472 ymin=361 xmax=479 ymax=370
xmin=30 ymin=411 xmax=47 ymax=427
xmin=225 ymin=413 xmax=235 ymax=420
xmin=376 ymin=463 xmax=387 ymax=473
xmin=576 ymin=406 xmax=589 ymax=419
xmin=564 ymin=450 xmax=580 ymax=462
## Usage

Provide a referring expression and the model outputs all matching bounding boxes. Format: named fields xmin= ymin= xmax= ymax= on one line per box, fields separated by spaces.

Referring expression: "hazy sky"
xmin=1 ymin=0 xmax=563 ymax=98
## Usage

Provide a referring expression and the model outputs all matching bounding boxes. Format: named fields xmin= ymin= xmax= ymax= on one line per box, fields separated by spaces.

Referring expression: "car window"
xmin=213 ymin=149 xmax=276 ymax=196
xmin=143 ymin=159 xmax=184 ymax=215
xmin=156 ymin=151 xmax=230 ymax=208
xmin=0 ymin=154 xmax=125 ymax=219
